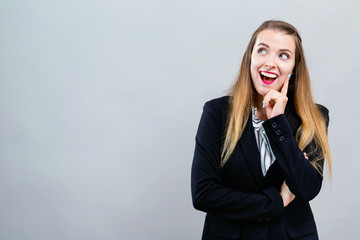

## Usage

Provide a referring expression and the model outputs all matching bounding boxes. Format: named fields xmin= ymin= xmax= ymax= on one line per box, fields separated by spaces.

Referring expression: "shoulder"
xmin=316 ymin=104 xmax=329 ymax=127
xmin=196 ymin=97 xmax=230 ymax=135
xmin=200 ymin=96 xmax=231 ymax=127
xmin=203 ymin=96 xmax=231 ymax=113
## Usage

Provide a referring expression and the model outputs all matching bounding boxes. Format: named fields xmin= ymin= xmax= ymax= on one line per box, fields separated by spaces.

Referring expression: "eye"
xmin=279 ymin=53 xmax=290 ymax=59
xmin=258 ymin=48 xmax=267 ymax=55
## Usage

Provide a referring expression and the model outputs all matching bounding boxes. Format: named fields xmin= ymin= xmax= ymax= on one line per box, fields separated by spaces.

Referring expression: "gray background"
xmin=0 ymin=0 xmax=359 ymax=239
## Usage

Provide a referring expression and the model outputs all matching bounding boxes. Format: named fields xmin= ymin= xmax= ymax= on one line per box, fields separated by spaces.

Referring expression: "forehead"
xmin=254 ymin=29 xmax=296 ymax=52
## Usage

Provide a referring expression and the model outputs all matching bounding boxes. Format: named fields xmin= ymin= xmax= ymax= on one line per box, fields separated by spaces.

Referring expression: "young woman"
xmin=191 ymin=20 xmax=331 ymax=240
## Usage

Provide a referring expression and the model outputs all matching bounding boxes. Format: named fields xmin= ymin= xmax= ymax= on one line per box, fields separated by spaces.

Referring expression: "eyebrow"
xmin=257 ymin=43 xmax=293 ymax=54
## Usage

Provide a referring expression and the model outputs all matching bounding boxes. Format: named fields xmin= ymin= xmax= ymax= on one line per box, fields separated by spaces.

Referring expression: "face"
xmin=250 ymin=29 xmax=296 ymax=97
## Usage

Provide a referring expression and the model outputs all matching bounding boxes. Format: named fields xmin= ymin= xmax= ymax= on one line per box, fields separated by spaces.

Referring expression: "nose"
xmin=265 ymin=62 xmax=275 ymax=68
xmin=264 ymin=55 xmax=276 ymax=68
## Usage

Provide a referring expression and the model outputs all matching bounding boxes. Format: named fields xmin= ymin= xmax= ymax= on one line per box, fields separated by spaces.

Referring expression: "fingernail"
xmin=288 ymin=74 xmax=291 ymax=78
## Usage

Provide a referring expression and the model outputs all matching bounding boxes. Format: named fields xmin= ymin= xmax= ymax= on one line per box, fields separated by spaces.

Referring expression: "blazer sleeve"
xmin=191 ymin=100 xmax=284 ymax=222
xmin=262 ymin=106 xmax=329 ymax=201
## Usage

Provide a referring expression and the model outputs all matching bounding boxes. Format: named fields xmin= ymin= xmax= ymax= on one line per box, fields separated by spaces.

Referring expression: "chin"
xmin=259 ymin=83 xmax=282 ymax=95
xmin=255 ymin=86 xmax=271 ymax=96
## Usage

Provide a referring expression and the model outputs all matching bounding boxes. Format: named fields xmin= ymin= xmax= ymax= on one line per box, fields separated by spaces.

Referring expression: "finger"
xmin=263 ymin=90 xmax=281 ymax=108
xmin=281 ymin=74 xmax=291 ymax=96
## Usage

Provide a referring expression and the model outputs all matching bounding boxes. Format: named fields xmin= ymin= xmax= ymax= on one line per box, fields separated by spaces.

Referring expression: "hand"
xmin=280 ymin=181 xmax=295 ymax=207
xmin=263 ymin=74 xmax=290 ymax=119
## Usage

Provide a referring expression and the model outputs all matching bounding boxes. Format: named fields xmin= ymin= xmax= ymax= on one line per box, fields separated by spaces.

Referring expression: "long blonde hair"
xmin=221 ymin=20 xmax=331 ymax=174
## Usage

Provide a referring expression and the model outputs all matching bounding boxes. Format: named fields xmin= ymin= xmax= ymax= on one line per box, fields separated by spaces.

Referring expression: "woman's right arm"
xmin=191 ymin=100 xmax=284 ymax=222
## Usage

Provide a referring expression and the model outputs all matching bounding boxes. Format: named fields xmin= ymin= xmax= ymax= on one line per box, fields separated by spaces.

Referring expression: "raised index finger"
xmin=281 ymin=74 xmax=290 ymax=96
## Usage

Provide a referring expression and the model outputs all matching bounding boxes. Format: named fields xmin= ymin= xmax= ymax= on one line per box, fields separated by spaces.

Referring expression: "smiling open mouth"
xmin=260 ymin=71 xmax=278 ymax=84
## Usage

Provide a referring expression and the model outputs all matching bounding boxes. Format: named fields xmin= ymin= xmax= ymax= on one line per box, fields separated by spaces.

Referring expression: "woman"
xmin=191 ymin=20 xmax=331 ymax=240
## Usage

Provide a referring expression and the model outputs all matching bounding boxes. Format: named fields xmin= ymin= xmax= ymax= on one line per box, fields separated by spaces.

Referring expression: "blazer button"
xmin=264 ymin=217 xmax=271 ymax=222
xmin=272 ymin=122 xmax=278 ymax=128
xmin=258 ymin=217 xmax=263 ymax=222
xmin=279 ymin=136 xmax=285 ymax=142
xmin=275 ymin=129 xmax=281 ymax=135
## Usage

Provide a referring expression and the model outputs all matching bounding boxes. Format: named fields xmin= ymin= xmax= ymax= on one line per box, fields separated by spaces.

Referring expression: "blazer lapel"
xmin=238 ymin=114 xmax=264 ymax=189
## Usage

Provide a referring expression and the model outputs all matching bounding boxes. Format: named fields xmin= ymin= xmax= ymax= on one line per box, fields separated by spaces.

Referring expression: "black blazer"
xmin=191 ymin=96 xmax=329 ymax=240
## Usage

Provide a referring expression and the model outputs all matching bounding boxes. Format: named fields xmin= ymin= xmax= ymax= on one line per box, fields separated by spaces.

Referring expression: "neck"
xmin=254 ymin=96 xmax=268 ymax=121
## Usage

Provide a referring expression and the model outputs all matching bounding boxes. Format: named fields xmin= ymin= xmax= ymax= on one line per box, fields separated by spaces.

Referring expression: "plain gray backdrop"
xmin=0 ymin=0 xmax=359 ymax=239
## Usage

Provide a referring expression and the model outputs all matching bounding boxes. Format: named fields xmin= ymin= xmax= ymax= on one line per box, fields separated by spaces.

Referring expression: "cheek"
xmin=278 ymin=78 xmax=285 ymax=87
xmin=250 ymin=55 xmax=260 ymax=69
xmin=275 ymin=77 xmax=288 ymax=91
xmin=279 ymin=60 xmax=295 ymax=73
xmin=250 ymin=61 xmax=261 ymax=77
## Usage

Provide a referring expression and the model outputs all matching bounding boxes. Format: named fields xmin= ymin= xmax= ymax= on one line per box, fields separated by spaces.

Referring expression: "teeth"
xmin=260 ymin=72 xmax=278 ymax=78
